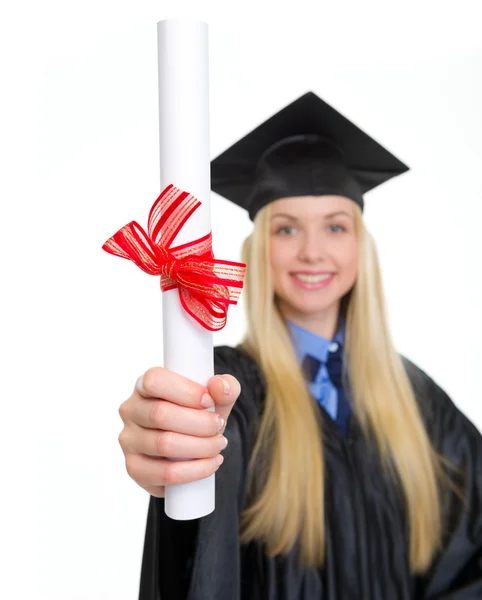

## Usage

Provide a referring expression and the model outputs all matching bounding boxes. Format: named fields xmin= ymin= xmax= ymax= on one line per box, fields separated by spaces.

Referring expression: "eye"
xmin=329 ymin=224 xmax=346 ymax=233
xmin=276 ymin=225 xmax=297 ymax=235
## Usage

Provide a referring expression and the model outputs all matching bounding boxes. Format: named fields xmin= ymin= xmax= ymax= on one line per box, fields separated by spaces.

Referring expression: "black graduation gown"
xmin=138 ymin=346 xmax=482 ymax=600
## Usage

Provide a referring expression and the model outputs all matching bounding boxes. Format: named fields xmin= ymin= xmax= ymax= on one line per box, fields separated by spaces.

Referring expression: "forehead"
xmin=270 ymin=195 xmax=354 ymax=217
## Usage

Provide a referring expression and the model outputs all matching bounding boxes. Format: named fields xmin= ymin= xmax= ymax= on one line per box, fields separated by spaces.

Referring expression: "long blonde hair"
xmin=239 ymin=202 xmax=442 ymax=573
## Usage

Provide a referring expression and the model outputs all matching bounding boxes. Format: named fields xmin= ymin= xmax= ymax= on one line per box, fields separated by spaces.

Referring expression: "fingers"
xmin=125 ymin=453 xmax=225 ymax=488
xmin=122 ymin=398 xmax=225 ymax=436
xmin=120 ymin=423 xmax=228 ymax=459
xmin=134 ymin=369 xmax=241 ymax=413
xmin=136 ymin=367 xmax=208 ymax=409
xmin=119 ymin=368 xmax=241 ymax=496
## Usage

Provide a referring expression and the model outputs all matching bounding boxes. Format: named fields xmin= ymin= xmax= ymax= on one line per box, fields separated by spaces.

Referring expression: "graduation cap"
xmin=211 ymin=91 xmax=409 ymax=220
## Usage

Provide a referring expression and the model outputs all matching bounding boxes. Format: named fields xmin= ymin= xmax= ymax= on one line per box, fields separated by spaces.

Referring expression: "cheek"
xmin=337 ymin=239 xmax=359 ymax=277
xmin=269 ymin=239 xmax=294 ymax=293
xmin=269 ymin=239 xmax=291 ymax=273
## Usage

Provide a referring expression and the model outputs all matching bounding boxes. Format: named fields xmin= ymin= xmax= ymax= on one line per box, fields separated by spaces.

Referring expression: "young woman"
xmin=118 ymin=93 xmax=482 ymax=599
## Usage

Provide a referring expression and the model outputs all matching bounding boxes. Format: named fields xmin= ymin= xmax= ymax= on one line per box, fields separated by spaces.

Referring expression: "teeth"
xmin=294 ymin=273 xmax=332 ymax=283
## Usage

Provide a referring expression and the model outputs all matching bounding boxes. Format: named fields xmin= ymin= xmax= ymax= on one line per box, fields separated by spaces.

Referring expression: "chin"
xmin=276 ymin=279 xmax=353 ymax=319
xmin=287 ymin=295 xmax=340 ymax=318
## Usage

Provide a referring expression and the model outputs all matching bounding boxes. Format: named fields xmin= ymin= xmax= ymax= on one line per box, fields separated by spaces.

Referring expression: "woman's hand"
xmin=118 ymin=368 xmax=241 ymax=497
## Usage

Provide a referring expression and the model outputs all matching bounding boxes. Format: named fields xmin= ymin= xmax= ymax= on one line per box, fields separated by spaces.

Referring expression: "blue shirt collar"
xmin=287 ymin=318 xmax=345 ymax=365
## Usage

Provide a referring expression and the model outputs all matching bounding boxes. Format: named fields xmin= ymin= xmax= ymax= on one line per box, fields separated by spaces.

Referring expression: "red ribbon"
xmin=102 ymin=184 xmax=246 ymax=331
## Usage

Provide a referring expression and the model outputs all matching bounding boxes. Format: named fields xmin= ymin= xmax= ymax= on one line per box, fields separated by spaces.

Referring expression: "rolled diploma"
xmin=157 ymin=18 xmax=214 ymax=520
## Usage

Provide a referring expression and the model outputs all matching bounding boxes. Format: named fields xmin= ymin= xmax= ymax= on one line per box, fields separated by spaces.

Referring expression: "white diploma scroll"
xmin=157 ymin=18 xmax=215 ymax=520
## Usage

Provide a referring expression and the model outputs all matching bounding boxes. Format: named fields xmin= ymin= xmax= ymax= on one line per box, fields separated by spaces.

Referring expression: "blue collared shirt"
xmin=287 ymin=320 xmax=346 ymax=421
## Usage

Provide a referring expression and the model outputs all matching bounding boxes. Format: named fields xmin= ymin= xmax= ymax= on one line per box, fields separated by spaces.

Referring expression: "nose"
xmin=298 ymin=231 xmax=325 ymax=263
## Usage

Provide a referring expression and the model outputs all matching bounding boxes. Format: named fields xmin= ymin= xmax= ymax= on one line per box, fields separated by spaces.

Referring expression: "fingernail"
xmin=214 ymin=454 xmax=224 ymax=467
xmin=217 ymin=377 xmax=230 ymax=395
xmin=135 ymin=375 xmax=145 ymax=395
xmin=201 ymin=393 xmax=214 ymax=408
xmin=217 ymin=416 xmax=225 ymax=431
xmin=218 ymin=435 xmax=228 ymax=450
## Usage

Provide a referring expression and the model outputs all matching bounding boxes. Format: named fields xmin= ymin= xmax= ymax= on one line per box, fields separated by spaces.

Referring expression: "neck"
xmin=278 ymin=300 xmax=341 ymax=339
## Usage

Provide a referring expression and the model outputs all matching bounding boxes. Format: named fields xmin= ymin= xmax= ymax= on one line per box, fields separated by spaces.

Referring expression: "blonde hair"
xmin=239 ymin=202 xmax=442 ymax=573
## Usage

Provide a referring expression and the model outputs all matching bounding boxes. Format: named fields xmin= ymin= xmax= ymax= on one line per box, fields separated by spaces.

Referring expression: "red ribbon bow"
xmin=102 ymin=184 xmax=246 ymax=331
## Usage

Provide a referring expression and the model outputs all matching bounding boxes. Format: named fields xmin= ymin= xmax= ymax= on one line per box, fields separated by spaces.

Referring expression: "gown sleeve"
xmin=138 ymin=345 xmax=263 ymax=600
xmin=405 ymin=362 xmax=482 ymax=600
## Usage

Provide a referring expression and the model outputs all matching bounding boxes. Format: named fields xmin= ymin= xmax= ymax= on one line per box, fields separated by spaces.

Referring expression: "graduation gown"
xmin=138 ymin=346 xmax=482 ymax=600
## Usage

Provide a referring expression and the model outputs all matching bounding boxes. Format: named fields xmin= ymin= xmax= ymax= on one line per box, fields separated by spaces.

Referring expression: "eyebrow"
xmin=271 ymin=211 xmax=354 ymax=221
xmin=325 ymin=211 xmax=354 ymax=219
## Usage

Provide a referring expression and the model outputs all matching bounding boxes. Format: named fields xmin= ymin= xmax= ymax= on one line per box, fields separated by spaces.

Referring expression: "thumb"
xmin=207 ymin=374 xmax=241 ymax=432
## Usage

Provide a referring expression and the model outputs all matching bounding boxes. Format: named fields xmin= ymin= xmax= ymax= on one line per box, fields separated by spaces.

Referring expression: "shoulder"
xmin=214 ymin=344 xmax=257 ymax=371
xmin=401 ymin=355 xmax=481 ymax=459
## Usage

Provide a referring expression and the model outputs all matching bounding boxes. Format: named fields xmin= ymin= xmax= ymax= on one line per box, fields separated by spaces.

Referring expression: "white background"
xmin=1 ymin=1 xmax=481 ymax=598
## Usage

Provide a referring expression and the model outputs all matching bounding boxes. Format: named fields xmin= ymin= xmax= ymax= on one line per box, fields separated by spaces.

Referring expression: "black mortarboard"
xmin=211 ymin=91 xmax=409 ymax=220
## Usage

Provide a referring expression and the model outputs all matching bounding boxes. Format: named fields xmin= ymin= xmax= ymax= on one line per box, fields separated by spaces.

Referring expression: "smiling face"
xmin=269 ymin=195 xmax=359 ymax=333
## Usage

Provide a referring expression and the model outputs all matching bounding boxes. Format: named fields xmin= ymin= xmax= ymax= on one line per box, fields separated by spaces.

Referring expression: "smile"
xmin=292 ymin=273 xmax=333 ymax=283
xmin=290 ymin=272 xmax=336 ymax=290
